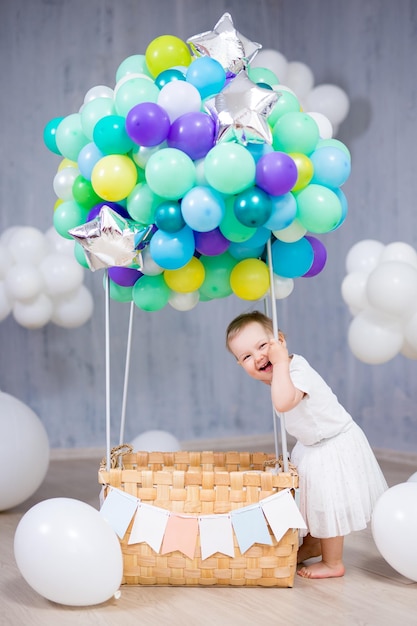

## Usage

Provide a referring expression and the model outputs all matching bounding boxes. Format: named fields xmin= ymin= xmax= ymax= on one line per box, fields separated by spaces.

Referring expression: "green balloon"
xmin=204 ymin=143 xmax=256 ymax=195
xmin=132 ymin=274 xmax=170 ymax=311
xmin=116 ymin=54 xmax=152 ymax=82
xmin=72 ymin=175 xmax=102 ymax=209
xmin=145 ymin=148 xmax=196 ymax=200
xmin=199 ymin=252 xmax=237 ymax=299
xmin=108 ymin=281 xmax=134 ymax=303
xmin=114 ymin=77 xmax=160 ymax=118
xmin=272 ymin=111 xmax=319 ymax=155
xmin=55 ymin=113 xmax=90 ymax=161
xmin=268 ymin=90 xmax=300 ymax=127
xmin=219 ymin=196 xmax=256 ymax=242
xmin=316 ymin=138 xmax=351 ymax=161
xmin=53 ymin=201 xmax=89 ymax=239
xmin=127 ymin=182 xmax=162 ymax=225
xmin=296 ymin=184 xmax=342 ymax=233
xmin=248 ymin=66 xmax=279 ymax=88
xmin=80 ymin=98 xmax=116 ymax=141
xmin=74 ymin=241 xmax=90 ymax=268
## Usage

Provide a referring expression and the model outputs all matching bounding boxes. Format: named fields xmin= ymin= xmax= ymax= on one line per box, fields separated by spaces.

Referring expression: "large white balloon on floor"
xmin=14 ymin=497 xmax=123 ymax=606
xmin=371 ymin=482 xmax=417 ymax=582
xmin=0 ymin=391 xmax=50 ymax=511
xmin=131 ymin=429 xmax=181 ymax=452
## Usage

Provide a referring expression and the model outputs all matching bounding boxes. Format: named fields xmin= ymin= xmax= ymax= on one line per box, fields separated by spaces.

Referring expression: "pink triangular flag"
xmin=160 ymin=514 xmax=199 ymax=559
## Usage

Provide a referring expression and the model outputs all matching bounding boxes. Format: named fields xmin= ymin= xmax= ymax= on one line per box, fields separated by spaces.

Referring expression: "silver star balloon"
xmin=69 ymin=205 xmax=152 ymax=271
xmin=187 ymin=12 xmax=261 ymax=74
xmin=205 ymin=70 xmax=279 ymax=145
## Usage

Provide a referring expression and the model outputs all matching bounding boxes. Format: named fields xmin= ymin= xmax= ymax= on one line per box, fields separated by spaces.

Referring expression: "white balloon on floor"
xmin=371 ymin=482 xmax=417 ymax=582
xmin=14 ymin=497 xmax=123 ymax=606
xmin=131 ymin=429 xmax=181 ymax=452
xmin=0 ymin=391 xmax=50 ymax=511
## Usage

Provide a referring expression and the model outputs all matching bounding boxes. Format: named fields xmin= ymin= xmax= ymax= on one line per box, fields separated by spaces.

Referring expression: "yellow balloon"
xmin=145 ymin=35 xmax=191 ymax=77
xmin=164 ymin=257 xmax=205 ymax=293
xmin=91 ymin=155 xmax=137 ymax=202
xmin=289 ymin=153 xmax=314 ymax=191
xmin=230 ymin=258 xmax=270 ymax=301
xmin=58 ymin=158 xmax=77 ymax=171
xmin=53 ymin=198 xmax=64 ymax=211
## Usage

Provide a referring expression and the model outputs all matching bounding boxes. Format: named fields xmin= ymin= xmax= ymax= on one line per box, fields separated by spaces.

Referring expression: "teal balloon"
xmin=80 ymin=98 xmax=116 ymax=140
xmin=296 ymin=184 xmax=343 ymax=233
xmin=199 ymin=253 xmax=236 ymax=299
xmin=228 ymin=242 xmax=265 ymax=260
xmin=155 ymin=69 xmax=186 ymax=89
xmin=233 ymin=187 xmax=272 ymax=228
xmin=132 ymin=274 xmax=170 ymax=311
xmin=154 ymin=201 xmax=185 ymax=232
xmin=43 ymin=117 xmax=64 ymax=154
xmin=93 ymin=115 xmax=134 ymax=155
xmin=271 ymin=237 xmax=314 ymax=278
xmin=149 ymin=225 xmax=195 ymax=269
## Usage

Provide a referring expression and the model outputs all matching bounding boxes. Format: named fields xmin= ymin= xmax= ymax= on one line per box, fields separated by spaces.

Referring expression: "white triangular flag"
xmin=261 ymin=489 xmax=307 ymax=542
xmin=99 ymin=487 xmax=139 ymax=539
xmin=199 ymin=515 xmax=235 ymax=560
xmin=129 ymin=503 xmax=170 ymax=553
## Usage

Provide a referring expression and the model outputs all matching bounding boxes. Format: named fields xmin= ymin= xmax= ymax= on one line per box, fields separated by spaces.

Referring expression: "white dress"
xmin=286 ymin=354 xmax=388 ymax=538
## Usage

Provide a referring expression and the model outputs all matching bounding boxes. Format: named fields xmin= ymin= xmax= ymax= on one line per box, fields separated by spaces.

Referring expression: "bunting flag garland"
xmin=160 ymin=514 xmax=199 ymax=559
xmin=230 ymin=504 xmax=272 ymax=554
xmin=128 ymin=502 xmax=170 ymax=552
xmin=99 ymin=486 xmax=306 ymax=560
xmin=99 ymin=487 xmax=139 ymax=539
xmin=198 ymin=515 xmax=235 ymax=560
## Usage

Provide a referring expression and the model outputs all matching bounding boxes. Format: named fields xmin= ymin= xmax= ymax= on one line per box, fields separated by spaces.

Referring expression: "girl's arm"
xmin=268 ymin=338 xmax=305 ymax=413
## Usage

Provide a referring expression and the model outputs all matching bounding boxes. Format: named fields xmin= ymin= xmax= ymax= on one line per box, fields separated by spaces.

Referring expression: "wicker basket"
xmin=98 ymin=447 xmax=300 ymax=587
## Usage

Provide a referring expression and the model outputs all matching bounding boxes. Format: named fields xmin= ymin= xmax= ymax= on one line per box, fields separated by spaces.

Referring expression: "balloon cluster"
xmin=44 ymin=12 xmax=351 ymax=312
xmin=0 ymin=225 xmax=93 ymax=328
xmin=342 ymin=240 xmax=417 ymax=364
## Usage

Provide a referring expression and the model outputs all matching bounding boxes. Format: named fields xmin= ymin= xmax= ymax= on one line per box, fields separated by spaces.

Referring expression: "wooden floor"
xmin=1 ymin=449 xmax=416 ymax=626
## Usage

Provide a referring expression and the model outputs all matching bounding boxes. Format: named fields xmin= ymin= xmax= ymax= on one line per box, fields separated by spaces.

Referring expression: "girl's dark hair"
xmin=225 ymin=310 xmax=273 ymax=352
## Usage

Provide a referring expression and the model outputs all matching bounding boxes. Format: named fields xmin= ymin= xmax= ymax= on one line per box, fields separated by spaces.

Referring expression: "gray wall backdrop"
xmin=0 ymin=0 xmax=416 ymax=453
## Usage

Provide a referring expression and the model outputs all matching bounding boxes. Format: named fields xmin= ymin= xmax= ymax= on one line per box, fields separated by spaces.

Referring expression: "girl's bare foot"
xmin=297 ymin=538 xmax=322 ymax=564
xmin=297 ymin=561 xmax=345 ymax=579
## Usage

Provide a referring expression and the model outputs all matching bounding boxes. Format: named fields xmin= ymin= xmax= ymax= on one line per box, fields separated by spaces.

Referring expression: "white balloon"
xmin=132 ymin=143 xmax=166 ymax=168
xmin=0 ymin=242 xmax=13 ymax=278
xmin=0 ymin=281 xmax=12 ymax=321
xmin=0 ymin=391 xmax=49 ymax=510
xmin=379 ymin=241 xmax=417 ymax=268
xmin=273 ymin=219 xmax=307 ymax=243
xmin=272 ymin=274 xmax=294 ymax=299
xmin=51 ymin=285 xmax=94 ymax=328
xmin=5 ymin=263 xmax=44 ymax=301
xmin=372 ymin=482 xmax=417 ymax=582
xmin=400 ymin=340 xmax=417 ymax=360
xmin=131 ymin=430 xmax=181 ymax=452
xmin=168 ymin=290 xmax=199 ymax=311
xmin=14 ymin=498 xmax=123 ymax=606
xmin=39 ymin=253 xmax=84 ymax=296
xmin=304 ymin=84 xmax=350 ymax=126
xmin=157 ymin=81 xmax=201 ymax=122
xmin=7 ymin=226 xmax=48 ymax=265
xmin=341 ymin=271 xmax=369 ymax=311
xmin=348 ymin=308 xmax=403 ymax=364
xmin=84 ymin=84 xmax=114 ymax=103
xmin=52 ymin=166 xmax=79 ymax=200
xmin=404 ymin=309 xmax=417 ymax=350
xmin=250 ymin=49 xmax=288 ymax=82
xmin=13 ymin=293 xmax=53 ymax=328
xmin=45 ymin=226 xmax=76 ymax=256
xmin=306 ymin=111 xmax=333 ymax=139
xmin=140 ymin=246 xmax=163 ymax=276
xmin=366 ymin=261 xmax=417 ymax=318
xmin=407 ymin=471 xmax=417 ymax=482
xmin=345 ymin=239 xmax=384 ymax=274
xmin=284 ymin=61 xmax=314 ymax=99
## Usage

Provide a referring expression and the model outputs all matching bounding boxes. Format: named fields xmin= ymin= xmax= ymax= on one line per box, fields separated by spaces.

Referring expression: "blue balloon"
xmin=271 ymin=237 xmax=314 ymax=278
xmin=149 ymin=225 xmax=195 ymax=269
xmin=181 ymin=186 xmax=225 ymax=232
xmin=77 ymin=142 xmax=104 ymax=180
xmin=264 ymin=192 xmax=297 ymax=231
xmin=331 ymin=188 xmax=348 ymax=230
xmin=243 ymin=226 xmax=271 ymax=248
xmin=310 ymin=146 xmax=351 ymax=188
xmin=228 ymin=242 xmax=265 ymax=260
xmin=186 ymin=57 xmax=226 ymax=99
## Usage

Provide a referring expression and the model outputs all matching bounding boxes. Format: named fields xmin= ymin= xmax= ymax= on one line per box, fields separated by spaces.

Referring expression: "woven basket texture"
xmin=98 ymin=449 xmax=299 ymax=587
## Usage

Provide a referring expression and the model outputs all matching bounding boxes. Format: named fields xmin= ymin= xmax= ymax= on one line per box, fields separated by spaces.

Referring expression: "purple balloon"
xmin=167 ymin=112 xmax=216 ymax=160
xmin=87 ymin=202 xmax=130 ymax=221
xmin=255 ymin=151 xmax=298 ymax=196
xmin=194 ymin=228 xmax=230 ymax=256
xmin=302 ymin=236 xmax=327 ymax=277
xmin=108 ymin=266 xmax=143 ymax=286
xmin=125 ymin=102 xmax=170 ymax=147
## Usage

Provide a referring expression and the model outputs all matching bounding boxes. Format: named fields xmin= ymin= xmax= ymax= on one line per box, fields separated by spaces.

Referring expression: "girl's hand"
xmin=267 ymin=337 xmax=289 ymax=366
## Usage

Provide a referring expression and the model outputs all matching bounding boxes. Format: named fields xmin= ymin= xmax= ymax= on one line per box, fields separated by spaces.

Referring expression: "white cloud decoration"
xmin=0 ymin=225 xmax=93 ymax=329
xmin=341 ymin=240 xmax=417 ymax=364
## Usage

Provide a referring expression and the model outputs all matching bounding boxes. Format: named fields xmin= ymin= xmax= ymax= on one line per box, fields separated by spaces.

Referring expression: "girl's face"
xmin=228 ymin=322 xmax=274 ymax=384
